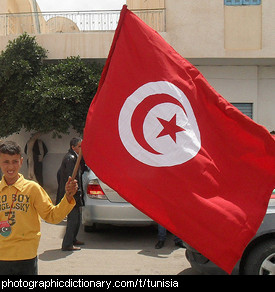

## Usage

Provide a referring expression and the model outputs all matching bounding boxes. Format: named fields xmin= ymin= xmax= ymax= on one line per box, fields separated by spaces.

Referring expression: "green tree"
xmin=0 ymin=33 xmax=102 ymax=181
xmin=0 ymin=32 xmax=47 ymax=136
xmin=23 ymin=57 xmax=102 ymax=137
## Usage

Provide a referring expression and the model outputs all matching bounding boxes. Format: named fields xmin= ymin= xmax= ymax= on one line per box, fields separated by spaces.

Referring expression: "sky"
xmin=36 ymin=0 xmax=126 ymax=12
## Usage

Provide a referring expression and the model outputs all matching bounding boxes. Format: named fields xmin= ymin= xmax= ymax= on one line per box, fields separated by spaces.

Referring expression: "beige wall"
xmin=198 ymin=66 xmax=258 ymax=120
xmin=0 ymin=0 xmax=41 ymax=35
xmin=6 ymin=0 xmax=32 ymax=13
xmin=258 ymin=67 xmax=275 ymax=129
xmin=37 ymin=32 xmax=114 ymax=59
xmin=198 ymin=65 xmax=275 ymax=132
xmin=165 ymin=0 xmax=275 ymax=59
xmin=224 ymin=5 xmax=262 ymax=50
xmin=1 ymin=0 xmax=275 ymax=58
xmin=127 ymin=0 xmax=165 ymax=9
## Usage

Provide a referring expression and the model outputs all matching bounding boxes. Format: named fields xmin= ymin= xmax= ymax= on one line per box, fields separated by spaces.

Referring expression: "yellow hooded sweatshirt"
xmin=0 ymin=174 xmax=75 ymax=261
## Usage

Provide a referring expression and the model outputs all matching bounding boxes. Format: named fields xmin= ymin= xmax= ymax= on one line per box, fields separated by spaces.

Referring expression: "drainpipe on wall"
xmin=32 ymin=0 xmax=41 ymax=34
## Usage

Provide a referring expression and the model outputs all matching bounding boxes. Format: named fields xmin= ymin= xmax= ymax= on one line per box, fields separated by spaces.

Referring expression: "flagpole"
xmin=71 ymin=148 xmax=82 ymax=181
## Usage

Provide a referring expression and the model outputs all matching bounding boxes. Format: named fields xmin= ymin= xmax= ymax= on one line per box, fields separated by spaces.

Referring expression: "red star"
xmin=156 ymin=114 xmax=185 ymax=143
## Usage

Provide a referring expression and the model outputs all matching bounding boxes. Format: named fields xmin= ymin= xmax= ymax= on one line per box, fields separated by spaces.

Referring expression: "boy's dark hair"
xmin=0 ymin=141 xmax=22 ymax=156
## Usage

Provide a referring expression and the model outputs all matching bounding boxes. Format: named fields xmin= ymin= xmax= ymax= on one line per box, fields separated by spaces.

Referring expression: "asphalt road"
xmin=37 ymin=220 xmax=199 ymax=275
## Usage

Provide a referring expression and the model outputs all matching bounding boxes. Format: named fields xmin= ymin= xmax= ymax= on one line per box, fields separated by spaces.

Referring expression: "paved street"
xmin=37 ymin=220 xmax=199 ymax=275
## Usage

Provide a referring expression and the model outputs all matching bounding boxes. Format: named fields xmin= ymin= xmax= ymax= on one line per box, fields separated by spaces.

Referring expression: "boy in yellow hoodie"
xmin=0 ymin=141 xmax=78 ymax=275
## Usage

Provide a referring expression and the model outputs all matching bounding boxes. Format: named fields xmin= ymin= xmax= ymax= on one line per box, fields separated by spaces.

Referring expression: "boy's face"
xmin=0 ymin=153 xmax=23 ymax=185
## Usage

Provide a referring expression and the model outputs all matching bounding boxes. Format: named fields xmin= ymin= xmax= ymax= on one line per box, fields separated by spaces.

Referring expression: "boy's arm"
xmin=34 ymin=177 xmax=77 ymax=224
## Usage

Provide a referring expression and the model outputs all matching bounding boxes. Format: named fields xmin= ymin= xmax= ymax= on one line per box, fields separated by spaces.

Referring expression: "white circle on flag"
xmin=118 ymin=81 xmax=201 ymax=167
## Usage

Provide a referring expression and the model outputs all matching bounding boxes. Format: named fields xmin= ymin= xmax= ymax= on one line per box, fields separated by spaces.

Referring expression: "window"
xmin=224 ymin=0 xmax=261 ymax=5
xmin=231 ymin=103 xmax=253 ymax=119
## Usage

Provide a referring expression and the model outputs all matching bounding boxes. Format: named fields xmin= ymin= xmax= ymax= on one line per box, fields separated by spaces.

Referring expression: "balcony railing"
xmin=0 ymin=9 xmax=166 ymax=36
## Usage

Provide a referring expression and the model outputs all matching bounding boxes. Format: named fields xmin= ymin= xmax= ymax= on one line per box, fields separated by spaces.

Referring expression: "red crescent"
xmin=131 ymin=94 xmax=187 ymax=155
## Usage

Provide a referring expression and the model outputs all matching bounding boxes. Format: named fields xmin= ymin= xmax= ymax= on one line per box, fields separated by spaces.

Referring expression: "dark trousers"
xmin=0 ymin=257 xmax=37 ymax=275
xmin=62 ymin=205 xmax=81 ymax=248
xmin=158 ymin=224 xmax=182 ymax=243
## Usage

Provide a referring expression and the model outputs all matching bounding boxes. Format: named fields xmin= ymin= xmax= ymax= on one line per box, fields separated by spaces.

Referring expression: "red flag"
xmin=82 ymin=5 xmax=275 ymax=273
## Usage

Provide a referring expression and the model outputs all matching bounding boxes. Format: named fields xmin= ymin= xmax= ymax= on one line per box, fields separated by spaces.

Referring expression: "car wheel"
xmin=242 ymin=238 xmax=275 ymax=275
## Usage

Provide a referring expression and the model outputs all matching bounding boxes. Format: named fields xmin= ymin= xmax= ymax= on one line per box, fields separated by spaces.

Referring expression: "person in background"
xmin=24 ymin=139 xmax=48 ymax=187
xmin=56 ymin=138 xmax=84 ymax=251
xmin=155 ymin=224 xmax=185 ymax=249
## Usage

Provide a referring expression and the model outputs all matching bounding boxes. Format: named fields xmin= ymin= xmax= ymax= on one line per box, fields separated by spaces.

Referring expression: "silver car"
xmin=81 ymin=169 xmax=154 ymax=232
xmin=185 ymin=190 xmax=275 ymax=275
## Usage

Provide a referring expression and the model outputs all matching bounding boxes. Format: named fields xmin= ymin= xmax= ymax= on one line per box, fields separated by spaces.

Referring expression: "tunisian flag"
xmin=82 ymin=5 xmax=275 ymax=273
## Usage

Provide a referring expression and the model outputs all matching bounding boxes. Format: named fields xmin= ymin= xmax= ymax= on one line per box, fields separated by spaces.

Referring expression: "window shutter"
xmin=224 ymin=0 xmax=233 ymax=5
xmin=225 ymin=0 xmax=261 ymax=5
xmin=231 ymin=103 xmax=253 ymax=119
xmin=250 ymin=0 xmax=261 ymax=5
